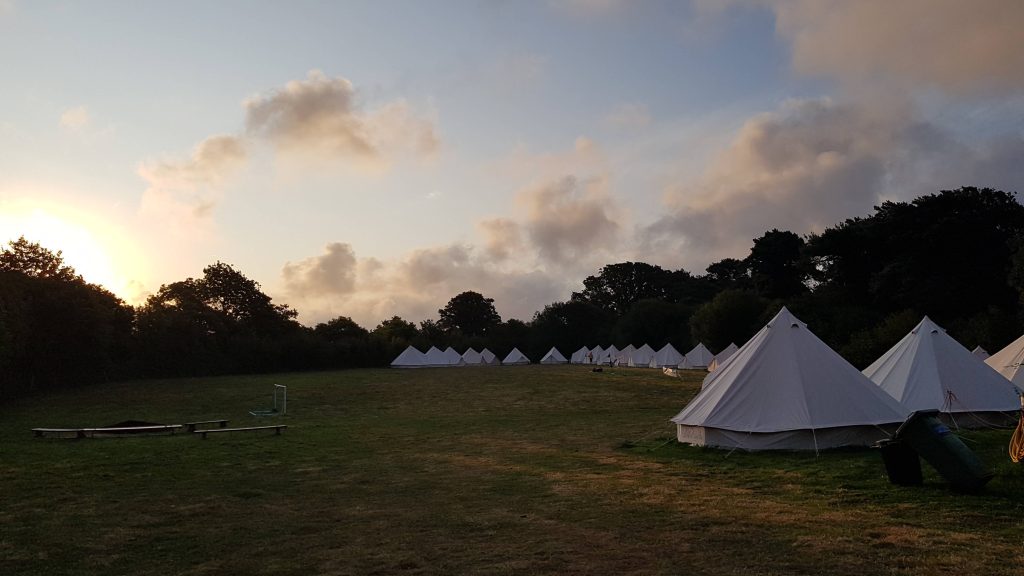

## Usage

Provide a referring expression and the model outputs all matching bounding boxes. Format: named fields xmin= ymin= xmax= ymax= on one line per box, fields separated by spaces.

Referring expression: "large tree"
xmin=571 ymin=262 xmax=676 ymax=315
xmin=437 ymin=291 xmax=501 ymax=337
xmin=746 ymin=229 xmax=808 ymax=299
xmin=0 ymin=236 xmax=81 ymax=282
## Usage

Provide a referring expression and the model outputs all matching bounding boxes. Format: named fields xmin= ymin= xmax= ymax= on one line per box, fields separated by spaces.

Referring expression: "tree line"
xmin=2 ymin=187 xmax=1023 ymax=399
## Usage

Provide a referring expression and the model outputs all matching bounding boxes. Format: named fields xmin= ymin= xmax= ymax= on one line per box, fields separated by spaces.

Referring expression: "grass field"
xmin=3 ymin=365 xmax=1024 ymax=575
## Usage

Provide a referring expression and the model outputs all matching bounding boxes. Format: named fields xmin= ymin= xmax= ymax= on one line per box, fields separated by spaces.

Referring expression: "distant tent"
xmin=444 ymin=346 xmax=462 ymax=366
xmin=424 ymin=346 xmax=449 ymax=366
xmin=461 ymin=347 xmax=484 ymax=365
xmin=570 ymin=346 xmax=589 ymax=364
xmin=616 ymin=345 xmax=636 ymax=366
xmin=589 ymin=346 xmax=604 ymax=365
xmin=629 ymin=344 xmax=656 ymax=368
xmin=986 ymin=333 xmax=1024 ymax=389
xmin=650 ymin=343 xmax=684 ymax=368
xmin=972 ymin=346 xmax=990 ymax=360
xmin=540 ymin=347 xmax=568 ymax=364
xmin=480 ymin=348 xmax=499 ymax=365
xmin=707 ymin=343 xmax=739 ymax=372
xmin=390 ymin=345 xmax=427 ymax=368
xmin=864 ymin=316 xmax=1019 ymax=425
xmin=502 ymin=347 xmax=531 ymax=365
xmin=672 ymin=307 xmax=909 ymax=451
xmin=603 ymin=345 xmax=620 ymax=366
xmin=680 ymin=343 xmax=715 ymax=369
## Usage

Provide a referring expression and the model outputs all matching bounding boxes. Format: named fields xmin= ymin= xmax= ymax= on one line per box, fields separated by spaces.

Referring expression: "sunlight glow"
xmin=0 ymin=198 xmax=148 ymax=304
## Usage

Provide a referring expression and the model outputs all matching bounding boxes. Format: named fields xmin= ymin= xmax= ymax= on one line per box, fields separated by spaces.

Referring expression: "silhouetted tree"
xmin=689 ymin=290 xmax=769 ymax=352
xmin=438 ymin=291 xmax=501 ymax=337
xmin=746 ymin=229 xmax=808 ymax=299
xmin=572 ymin=262 xmax=676 ymax=315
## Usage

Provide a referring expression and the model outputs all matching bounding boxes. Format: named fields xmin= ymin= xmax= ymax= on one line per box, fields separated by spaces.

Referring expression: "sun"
xmin=0 ymin=200 xmax=148 ymax=304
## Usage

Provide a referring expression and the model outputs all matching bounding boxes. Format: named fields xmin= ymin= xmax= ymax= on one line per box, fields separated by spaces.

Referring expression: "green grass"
xmin=2 ymin=366 xmax=1024 ymax=575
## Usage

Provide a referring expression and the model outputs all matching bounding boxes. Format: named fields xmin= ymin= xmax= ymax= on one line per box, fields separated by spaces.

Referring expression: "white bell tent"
xmin=540 ymin=347 xmax=568 ymax=364
xmin=707 ymin=343 xmax=739 ymax=372
xmin=444 ymin=346 xmax=462 ymax=366
xmin=570 ymin=346 xmax=589 ymax=364
xmin=629 ymin=344 xmax=656 ymax=367
xmin=424 ymin=346 xmax=449 ymax=366
xmin=650 ymin=343 xmax=684 ymax=368
xmin=672 ymin=307 xmax=909 ymax=451
xmin=680 ymin=343 xmax=715 ymax=369
xmin=480 ymin=348 xmax=499 ymax=365
xmin=863 ymin=316 xmax=1019 ymax=425
xmin=502 ymin=347 xmax=531 ymax=365
xmin=390 ymin=345 xmax=427 ymax=368
xmin=461 ymin=347 xmax=484 ymax=365
xmin=985 ymin=333 xmax=1024 ymax=390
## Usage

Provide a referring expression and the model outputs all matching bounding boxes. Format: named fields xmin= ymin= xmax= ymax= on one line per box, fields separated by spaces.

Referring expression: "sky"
xmin=2 ymin=0 xmax=1023 ymax=328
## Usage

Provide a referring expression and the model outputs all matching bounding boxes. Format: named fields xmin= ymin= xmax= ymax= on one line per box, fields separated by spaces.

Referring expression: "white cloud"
xmin=605 ymin=103 xmax=651 ymax=129
xmin=59 ymin=106 xmax=91 ymax=131
xmin=243 ymin=70 xmax=438 ymax=170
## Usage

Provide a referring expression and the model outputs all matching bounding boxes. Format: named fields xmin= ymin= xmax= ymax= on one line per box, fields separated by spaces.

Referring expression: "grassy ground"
xmin=2 ymin=366 xmax=1023 ymax=575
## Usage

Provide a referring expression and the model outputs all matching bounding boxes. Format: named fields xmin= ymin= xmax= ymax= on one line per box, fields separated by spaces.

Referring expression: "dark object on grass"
xmin=875 ymin=439 xmax=923 ymax=486
xmin=894 ymin=409 xmax=994 ymax=492
xmin=592 ymin=367 xmax=603 ymax=373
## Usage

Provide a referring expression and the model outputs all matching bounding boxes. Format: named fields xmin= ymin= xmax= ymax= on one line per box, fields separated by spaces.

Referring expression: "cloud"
xmin=605 ymin=103 xmax=651 ymax=129
xmin=768 ymin=0 xmax=1024 ymax=96
xmin=243 ymin=70 xmax=438 ymax=168
xmin=59 ymin=106 xmax=91 ymax=131
xmin=136 ymin=135 xmax=247 ymax=237
xmin=518 ymin=175 xmax=620 ymax=264
xmin=282 ymin=242 xmax=358 ymax=297
xmin=477 ymin=218 xmax=523 ymax=261
xmin=642 ymin=97 xmax=1024 ymax=271
xmin=281 ymin=242 xmax=567 ymax=328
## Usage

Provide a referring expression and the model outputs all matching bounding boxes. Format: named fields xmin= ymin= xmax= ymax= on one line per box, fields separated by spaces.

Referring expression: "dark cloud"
xmin=519 ymin=175 xmax=620 ymax=263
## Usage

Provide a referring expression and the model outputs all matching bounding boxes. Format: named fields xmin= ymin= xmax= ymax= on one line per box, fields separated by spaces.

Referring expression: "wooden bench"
xmin=185 ymin=419 xmax=229 ymax=432
xmin=194 ymin=425 xmax=287 ymax=439
xmin=33 ymin=425 xmax=183 ymax=438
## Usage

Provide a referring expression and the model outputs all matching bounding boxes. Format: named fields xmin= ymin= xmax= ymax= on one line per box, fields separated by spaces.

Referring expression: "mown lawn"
xmin=2 ymin=366 xmax=1023 ymax=575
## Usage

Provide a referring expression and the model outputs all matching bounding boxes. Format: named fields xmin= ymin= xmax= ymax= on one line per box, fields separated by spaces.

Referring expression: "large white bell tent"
xmin=570 ymin=346 xmax=589 ymax=364
xmin=629 ymin=344 xmax=656 ymax=367
xmin=672 ymin=307 xmax=909 ymax=451
xmin=707 ymin=343 xmax=739 ymax=372
xmin=540 ymin=347 xmax=568 ymax=364
xmin=863 ymin=316 xmax=1019 ymax=425
xmin=390 ymin=345 xmax=427 ymax=368
xmin=680 ymin=343 xmax=715 ymax=369
xmin=480 ymin=348 xmax=499 ymax=365
xmin=502 ymin=347 xmax=531 ymax=365
xmin=650 ymin=343 xmax=684 ymax=368
xmin=986 ymin=333 xmax=1024 ymax=389
xmin=972 ymin=346 xmax=990 ymax=360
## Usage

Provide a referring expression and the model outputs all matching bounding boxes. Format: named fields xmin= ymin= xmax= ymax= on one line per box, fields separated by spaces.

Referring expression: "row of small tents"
xmin=671 ymin=307 xmax=1024 ymax=451
xmin=390 ymin=345 xmax=536 ymax=367
xmin=390 ymin=342 xmax=738 ymax=370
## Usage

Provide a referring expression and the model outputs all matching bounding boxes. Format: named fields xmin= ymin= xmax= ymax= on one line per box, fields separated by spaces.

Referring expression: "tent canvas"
xmin=972 ymin=346 xmax=990 ymax=360
xmin=986 ymin=333 xmax=1024 ymax=389
xmin=461 ymin=347 xmax=484 ymax=365
xmin=864 ymin=317 xmax=1019 ymax=423
xmin=502 ymin=347 xmax=531 ymax=365
xmin=480 ymin=348 xmax=499 ymax=365
xmin=672 ymin=307 xmax=909 ymax=451
xmin=616 ymin=345 xmax=636 ymax=366
xmin=589 ymin=346 xmax=604 ymax=365
xmin=570 ymin=346 xmax=589 ymax=364
xmin=540 ymin=347 xmax=568 ymax=364
xmin=680 ymin=343 xmax=715 ymax=369
xmin=390 ymin=345 xmax=427 ymax=368
xmin=424 ymin=346 xmax=449 ymax=366
xmin=629 ymin=344 xmax=656 ymax=367
xmin=707 ymin=343 xmax=739 ymax=372
xmin=650 ymin=343 xmax=683 ymax=368
xmin=444 ymin=346 xmax=462 ymax=366
xmin=602 ymin=345 xmax=620 ymax=365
